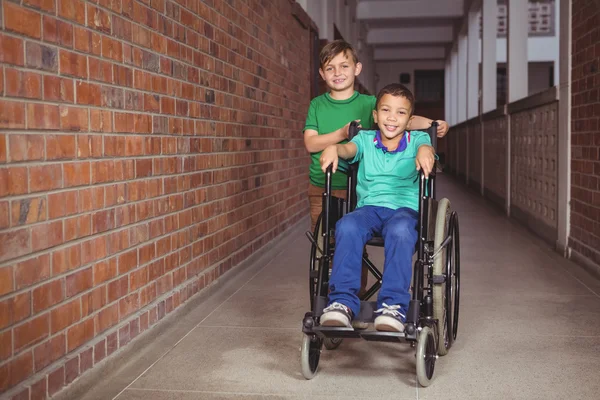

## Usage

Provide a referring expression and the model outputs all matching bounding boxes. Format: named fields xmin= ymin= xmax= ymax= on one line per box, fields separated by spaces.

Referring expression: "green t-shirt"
xmin=304 ymin=91 xmax=376 ymax=189
xmin=350 ymin=129 xmax=432 ymax=212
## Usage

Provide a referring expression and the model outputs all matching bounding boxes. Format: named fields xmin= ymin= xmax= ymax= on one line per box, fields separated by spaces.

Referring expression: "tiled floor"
xmin=71 ymin=176 xmax=600 ymax=400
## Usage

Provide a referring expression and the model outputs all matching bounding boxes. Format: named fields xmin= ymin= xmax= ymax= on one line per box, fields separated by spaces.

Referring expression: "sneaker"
xmin=352 ymin=320 xmax=369 ymax=330
xmin=320 ymin=302 xmax=352 ymax=328
xmin=374 ymin=303 xmax=406 ymax=332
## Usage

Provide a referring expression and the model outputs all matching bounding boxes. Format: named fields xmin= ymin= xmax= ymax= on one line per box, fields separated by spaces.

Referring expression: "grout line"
xmin=111 ymin=236 xmax=296 ymax=400
xmin=125 ymin=387 xmax=386 ymax=399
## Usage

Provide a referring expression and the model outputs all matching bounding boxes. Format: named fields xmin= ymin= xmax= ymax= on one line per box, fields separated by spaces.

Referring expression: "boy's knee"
xmin=386 ymin=221 xmax=416 ymax=242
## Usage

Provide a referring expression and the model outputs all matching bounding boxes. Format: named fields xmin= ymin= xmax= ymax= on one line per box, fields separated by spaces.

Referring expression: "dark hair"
xmin=375 ymin=83 xmax=415 ymax=115
xmin=319 ymin=40 xmax=359 ymax=69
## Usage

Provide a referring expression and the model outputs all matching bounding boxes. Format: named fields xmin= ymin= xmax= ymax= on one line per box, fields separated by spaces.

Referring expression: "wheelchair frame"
xmin=300 ymin=122 xmax=461 ymax=386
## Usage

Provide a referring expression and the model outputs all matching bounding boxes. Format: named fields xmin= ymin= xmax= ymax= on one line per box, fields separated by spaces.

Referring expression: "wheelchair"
xmin=300 ymin=121 xmax=461 ymax=387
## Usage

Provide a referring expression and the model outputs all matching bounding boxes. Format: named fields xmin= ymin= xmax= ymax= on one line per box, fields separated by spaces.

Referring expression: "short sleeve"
xmin=349 ymin=134 xmax=364 ymax=164
xmin=411 ymin=131 xmax=432 ymax=150
xmin=303 ymin=100 xmax=318 ymax=132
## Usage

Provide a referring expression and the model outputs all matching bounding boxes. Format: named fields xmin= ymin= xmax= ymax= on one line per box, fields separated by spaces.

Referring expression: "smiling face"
xmin=319 ymin=50 xmax=362 ymax=97
xmin=373 ymin=93 xmax=413 ymax=141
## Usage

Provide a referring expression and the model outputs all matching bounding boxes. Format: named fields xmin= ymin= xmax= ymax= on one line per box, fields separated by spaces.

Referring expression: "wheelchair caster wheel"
xmin=301 ymin=334 xmax=322 ymax=379
xmin=323 ymin=337 xmax=343 ymax=350
xmin=416 ymin=326 xmax=437 ymax=387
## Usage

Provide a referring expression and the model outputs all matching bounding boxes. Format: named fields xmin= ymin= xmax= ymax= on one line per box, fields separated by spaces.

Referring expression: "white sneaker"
xmin=320 ymin=302 xmax=352 ymax=328
xmin=374 ymin=303 xmax=406 ymax=332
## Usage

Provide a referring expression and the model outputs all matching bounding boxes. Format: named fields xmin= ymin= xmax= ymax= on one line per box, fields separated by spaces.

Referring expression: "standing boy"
xmin=318 ymin=83 xmax=434 ymax=332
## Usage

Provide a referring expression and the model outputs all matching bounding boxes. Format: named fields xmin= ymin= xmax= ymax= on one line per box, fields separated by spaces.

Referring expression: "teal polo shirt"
xmin=350 ymin=129 xmax=432 ymax=212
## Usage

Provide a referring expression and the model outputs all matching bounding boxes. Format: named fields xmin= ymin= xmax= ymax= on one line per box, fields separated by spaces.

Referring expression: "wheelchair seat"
xmin=366 ymin=234 xmax=384 ymax=247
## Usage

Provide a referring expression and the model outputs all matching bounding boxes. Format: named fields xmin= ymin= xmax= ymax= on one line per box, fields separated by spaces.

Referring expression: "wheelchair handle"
xmin=348 ymin=120 xmax=360 ymax=141
xmin=430 ymin=121 xmax=438 ymax=152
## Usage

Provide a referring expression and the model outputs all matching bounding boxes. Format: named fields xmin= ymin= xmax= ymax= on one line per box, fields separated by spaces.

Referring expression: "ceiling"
xmin=357 ymin=0 xmax=476 ymax=62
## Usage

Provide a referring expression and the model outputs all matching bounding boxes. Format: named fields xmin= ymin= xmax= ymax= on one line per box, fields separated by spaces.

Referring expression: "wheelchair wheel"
xmin=432 ymin=198 xmax=452 ymax=355
xmin=323 ymin=337 xmax=342 ymax=350
xmin=448 ymin=212 xmax=460 ymax=342
xmin=300 ymin=334 xmax=322 ymax=379
xmin=416 ymin=326 xmax=437 ymax=387
xmin=309 ymin=213 xmax=323 ymax=310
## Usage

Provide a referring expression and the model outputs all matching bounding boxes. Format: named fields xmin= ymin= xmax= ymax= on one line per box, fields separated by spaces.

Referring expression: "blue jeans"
xmin=328 ymin=206 xmax=419 ymax=318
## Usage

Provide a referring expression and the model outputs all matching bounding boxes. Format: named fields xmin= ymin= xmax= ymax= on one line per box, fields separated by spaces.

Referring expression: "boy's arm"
xmin=303 ymin=119 xmax=360 ymax=153
xmin=319 ymin=142 xmax=358 ymax=173
xmin=408 ymin=116 xmax=449 ymax=138
xmin=415 ymin=145 xmax=436 ymax=179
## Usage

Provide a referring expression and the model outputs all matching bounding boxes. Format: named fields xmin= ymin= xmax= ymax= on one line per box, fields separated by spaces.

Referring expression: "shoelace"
xmin=323 ymin=302 xmax=349 ymax=313
xmin=375 ymin=303 xmax=406 ymax=319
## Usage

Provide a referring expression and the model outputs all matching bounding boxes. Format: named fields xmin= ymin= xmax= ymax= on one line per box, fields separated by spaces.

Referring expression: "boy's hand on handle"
xmin=436 ymin=120 xmax=449 ymax=137
xmin=320 ymin=145 xmax=339 ymax=173
xmin=415 ymin=146 xmax=435 ymax=179
xmin=343 ymin=119 xmax=361 ymax=139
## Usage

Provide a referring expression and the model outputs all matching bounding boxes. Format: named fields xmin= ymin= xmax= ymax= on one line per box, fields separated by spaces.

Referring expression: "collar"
xmin=373 ymin=130 xmax=410 ymax=153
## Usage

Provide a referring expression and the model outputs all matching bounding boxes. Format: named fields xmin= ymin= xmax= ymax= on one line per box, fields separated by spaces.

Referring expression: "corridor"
xmin=67 ymin=175 xmax=600 ymax=400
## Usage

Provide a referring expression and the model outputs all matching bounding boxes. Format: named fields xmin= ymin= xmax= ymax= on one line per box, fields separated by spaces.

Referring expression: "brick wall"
xmin=570 ymin=0 xmax=600 ymax=267
xmin=0 ymin=0 xmax=311 ymax=398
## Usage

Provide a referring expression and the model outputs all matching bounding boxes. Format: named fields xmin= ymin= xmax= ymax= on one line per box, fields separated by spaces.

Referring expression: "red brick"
xmin=52 ymin=245 xmax=81 ymax=275
xmin=89 ymin=109 xmax=113 ymax=132
xmin=15 ymin=254 xmax=50 ymax=289
xmin=30 ymin=164 xmax=63 ymax=192
xmin=59 ymin=106 xmax=89 ymax=132
xmin=81 ymin=285 xmax=106 ymax=317
xmin=5 ymin=69 xmax=42 ymax=99
xmin=77 ymin=134 xmax=103 ymax=158
xmin=4 ymin=2 xmax=42 ymax=39
xmin=67 ymin=317 xmax=94 ymax=351
xmin=89 ymin=57 xmax=114 ymax=83
xmin=46 ymin=133 xmax=77 ymax=159
xmin=64 ymin=161 xmax=91 ymax=187
xmin=58 ymin=0 xmax=85 ymax=25
xmin=94 ymin=339 xmax=106 ymax=363
xmin=64 ymin=355 xmax=79 ymax=384
xmin=0 ymin=329 xmax=12 ymax=362
xmin=11 ymin=196 xmax=47 ymax=227
xmin=0 ymin=266 xmax=13 ymax=296
xmin=0 ymin=134 xmax=5 ymax=163
xmin=33 ymin=333 xmax=65 ymax=372
xmin=0 ymin=100 xmax=26 ymax=129
xmin=102 ymin=36 xmax=123 ymax=62
xmin=130 ymin=266 xmax=148 ymax=291
xmin=31 ymin=220 xmax=64 ymax=251
xmin=76 ymin=81 xmax=101 ymax=106
xmin=8 ymin=134 xmax=44 ymax=162
xmin=65 ymin=267 xmax=93 ymax=298
xmin=118 ymin=249 xmax=138 ymax=274
xmin=25 ymin=0 xmax=56 ymax=13
xmin=50 ymin=298 xmax=80 ymax=333
xmin=26 ymin=42 xmax=58 ymax=72
xmin=0 ymin=34 xmax=25 ymax=66
xmin=30 ymin=376 xmax=47 ymax=399
xmin=43 ymin=75 xmax=74 ymax=103
xmin=107 ymin=275 xmax=128 ymax=303
xmin=87 ymin=5 xmax=112 ymax=33
xmin=114 ymin=64 xmax=133 ymax=87
xmin=0 ymin=292 xmax=30 ymax=331
xmin=47 ymin=365 xmax=64 ymax=396
xmin=78 ymin=187 xmax=104 ymax=213
xmin=73 ymin=26 xmax=91 ymax=52
xmin=59 ymin=50 xmax=87 ymax=78
xmin=106 ymin=331 xmax=117 ymax=356
xmin=94 ymin=302 xmax=118 ymax=334
xmin=43 ymin=16 xmax=73 ymax=48
xmin=32 ymin=279 xmax=64 ymax=313
xmin=80 ymin=347 xmax=93 ymax=374
xmin=0 ymin=201 xmax=8 ymax=230
xmin=0 ymin=351 xmax=33 ymax=393
xmin=0 ymin=228 xmax=30 ymax=263
xmin=91 ymin=160 xmax=115 ymax=184
xmin=47 ymin=190 xmax=78 ymax=219
xmin=14 ymin=313 xmax=50 ymax=352
xmin=27 ymin=103 xmax=60 ymax=130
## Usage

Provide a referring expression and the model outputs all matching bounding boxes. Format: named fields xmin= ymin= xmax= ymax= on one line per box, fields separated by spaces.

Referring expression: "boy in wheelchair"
xmin=318 ymin=83 xmax=435 ymax=333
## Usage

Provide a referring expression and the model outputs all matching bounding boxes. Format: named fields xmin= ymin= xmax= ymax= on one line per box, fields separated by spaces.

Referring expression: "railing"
xmin=445 ymin=86 xmax=559 ymax=244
